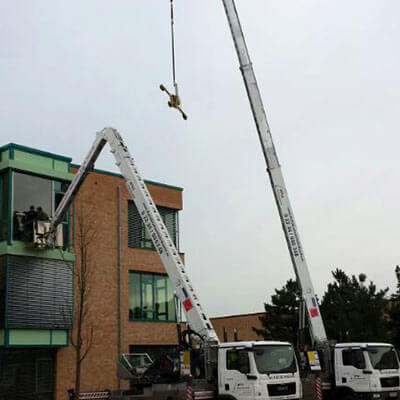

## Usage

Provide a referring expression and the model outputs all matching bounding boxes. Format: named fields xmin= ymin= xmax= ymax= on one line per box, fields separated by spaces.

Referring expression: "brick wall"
xmin=55 ymin=169 xmax=183 ymax=399
xmin=211 ymin=312 xmax=264 ymax=342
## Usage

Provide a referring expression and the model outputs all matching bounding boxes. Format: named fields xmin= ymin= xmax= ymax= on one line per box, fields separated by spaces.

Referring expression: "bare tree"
xmin=69 ymin=204 xmax=97 ymax=396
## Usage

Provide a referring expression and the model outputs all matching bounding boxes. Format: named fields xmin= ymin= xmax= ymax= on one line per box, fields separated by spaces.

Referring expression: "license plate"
xmin=389 ymin=392 xmax=397 ymax=398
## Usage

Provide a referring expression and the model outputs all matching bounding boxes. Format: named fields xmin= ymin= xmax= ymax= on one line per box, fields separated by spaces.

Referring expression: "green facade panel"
xmin=9 ymin=329 xmax=51 ymax=345
xmin=0 ymin=144 xmax=73 ymax=181
xmin=5 ymin=159 xmax=73 ymax=181
xmin=14 ymin=149 xmax=55 ymax=170
xmin=51 ymin=329 xmax=68 ymax=345
xmin=1 ymin=329 xmax=68 ymax=347
xmin=0 ymin=144 xmax=75 ymax=352
xmin=0 ymin=241 xmax=75 ymax=261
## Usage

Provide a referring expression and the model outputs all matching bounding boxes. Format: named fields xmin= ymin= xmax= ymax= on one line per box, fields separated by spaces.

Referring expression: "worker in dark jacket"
xmin=36 ymin=206 xmax=49 ymax=221
xmin=23 ymin=205 xmax=37 ymax=241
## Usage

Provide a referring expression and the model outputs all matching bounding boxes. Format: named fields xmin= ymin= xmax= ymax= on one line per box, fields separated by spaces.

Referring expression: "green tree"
xmin=387 ymin=266 xmax=400 ymax=348
xmin=253 ymin=279 xmax=301 ymax=345
xmin=320 ymin=268 xmax=389 ymax=342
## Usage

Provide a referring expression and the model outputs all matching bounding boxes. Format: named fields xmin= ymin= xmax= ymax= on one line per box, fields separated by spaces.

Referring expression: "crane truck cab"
xmin=332 ymin=343 xmax=400 ymax=400
xmin=218 ymin=341 xmax=302 ymax=400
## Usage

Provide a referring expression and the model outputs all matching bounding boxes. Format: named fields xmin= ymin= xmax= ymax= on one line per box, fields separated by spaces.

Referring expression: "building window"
xmin=342 ymin=349 xmax=366 ymax=369
xmin=0 ymin=349 xmax=55 ymax=399
xmin=226 ymin=349 xmax=250 ymax=373
xmin=11 ymin=172 xmax=70 ymax=248
xmin=13 ymin=172 xmax=52 ymax=241
xmin=0 ymin=173 xmax=9 ymax=242
xmin=129 ymin=271 xmax=176 ymax=322
xmin=13 ymin=172 xmax=53 ymax=220
xmin=54 ymin=181 xmax=70 ymax=249
xmin=128 ymin=201 xmax=178 ymax=250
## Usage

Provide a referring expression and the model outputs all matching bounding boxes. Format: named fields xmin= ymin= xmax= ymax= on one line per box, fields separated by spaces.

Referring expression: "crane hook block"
xmin=160 ymin=83 xmax=188 ymax=120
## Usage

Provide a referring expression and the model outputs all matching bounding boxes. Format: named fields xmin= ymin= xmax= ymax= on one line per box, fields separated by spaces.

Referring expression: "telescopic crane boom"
xmin=51 ymin=127 xmax=219 ymax=345
xmin=222 ymin=5 xmax=400 ymax=400
xmin=222 ymin=0 xmax=327 ymax=347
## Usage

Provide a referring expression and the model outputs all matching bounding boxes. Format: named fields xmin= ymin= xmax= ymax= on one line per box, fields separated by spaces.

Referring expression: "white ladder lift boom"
xmin=52 ymin=127 xmax=219 ymax=344
xmin=222 ymin=0 xmax=327 ymax=346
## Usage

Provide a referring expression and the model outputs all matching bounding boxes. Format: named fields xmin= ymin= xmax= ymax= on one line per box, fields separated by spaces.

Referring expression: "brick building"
xmin=0 ymin=143 xmax=184 ymax=400
xmin=0 ymin=142 xmax=265 ymax=400
xmin=211 ymin=312 xmax=264 ymax=343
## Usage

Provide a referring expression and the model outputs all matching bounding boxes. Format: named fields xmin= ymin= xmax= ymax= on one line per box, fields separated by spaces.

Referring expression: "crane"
xmin=222 ymin=1 xmax=400 ymax=399
xmin=222 ymin=0 xmax=327 ymax=347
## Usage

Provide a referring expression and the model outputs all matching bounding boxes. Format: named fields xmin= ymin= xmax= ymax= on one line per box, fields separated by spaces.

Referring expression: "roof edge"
xmin=211 ymin=311 xmax=264 ymax=320
xmin=0 ymin=143 xmax=72 ymax=163
xmin=70 ymin=163 xmax=184 ymax=191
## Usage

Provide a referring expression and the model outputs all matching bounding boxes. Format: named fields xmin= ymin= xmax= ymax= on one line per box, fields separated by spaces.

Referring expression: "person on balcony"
xmin=23 ymin=205 xmax=37 ymax=242
xmin=36 ymin=206 xmax=49 ymax=221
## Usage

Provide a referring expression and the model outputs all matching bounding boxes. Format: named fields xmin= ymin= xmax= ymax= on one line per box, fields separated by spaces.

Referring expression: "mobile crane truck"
xmin=221 ymin=1 xmax=400 ymax=399
xmin=42 ymin=127 xmax=302 ymax=400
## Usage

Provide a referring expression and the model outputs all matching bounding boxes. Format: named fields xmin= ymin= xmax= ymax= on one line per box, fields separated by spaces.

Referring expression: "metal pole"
xmin=117 ymin=186 xmax=123 ymax=389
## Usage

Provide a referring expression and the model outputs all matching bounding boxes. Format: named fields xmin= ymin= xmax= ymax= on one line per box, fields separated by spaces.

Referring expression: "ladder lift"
xmin=47 ymin=127 xmax=302 ymax=400
xmin=51 ymin=128 xmax=218 ymax=345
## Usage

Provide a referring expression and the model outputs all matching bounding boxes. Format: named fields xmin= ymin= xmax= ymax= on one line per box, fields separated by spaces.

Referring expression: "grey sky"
xmin=1 ymin=1 xmax=399 ymax=317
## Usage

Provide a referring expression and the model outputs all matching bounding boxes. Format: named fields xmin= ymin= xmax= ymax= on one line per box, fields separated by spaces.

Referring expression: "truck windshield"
xmin=253 ymin=345 xmax=296 ymax=374
xmin=367 ymin=346 xmax=399 ymax=370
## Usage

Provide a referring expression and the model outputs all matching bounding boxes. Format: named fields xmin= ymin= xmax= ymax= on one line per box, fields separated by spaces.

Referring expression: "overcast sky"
xmin=1 ymin=1 xmax=399 ymax=317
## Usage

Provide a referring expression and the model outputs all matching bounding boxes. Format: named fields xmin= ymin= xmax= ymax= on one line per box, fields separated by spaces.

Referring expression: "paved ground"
xmin=302 ymin=376 xmax=319 ymax=400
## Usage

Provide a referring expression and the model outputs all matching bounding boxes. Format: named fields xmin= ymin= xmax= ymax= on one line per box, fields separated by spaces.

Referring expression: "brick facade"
xmin=55 ymin=169 xmax=183 ymax=399
xmin=211 ymin=312 xmax=264 ymax=342
xmin=0 ymin=143 xmax=268 ymax=399
xmin=52 ymin=168 xmax=267 ymax=399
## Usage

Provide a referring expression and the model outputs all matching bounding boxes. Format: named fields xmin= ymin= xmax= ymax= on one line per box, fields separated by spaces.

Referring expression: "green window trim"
xmin=128 ymin=201 xmax=179 ymax=251
xmin=129 ymin=271 xmax=177 ymax=323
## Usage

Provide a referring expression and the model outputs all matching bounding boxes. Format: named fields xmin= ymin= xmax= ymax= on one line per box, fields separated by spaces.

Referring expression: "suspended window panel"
xmin=128 ymin=201 xmax=178 ymax=250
